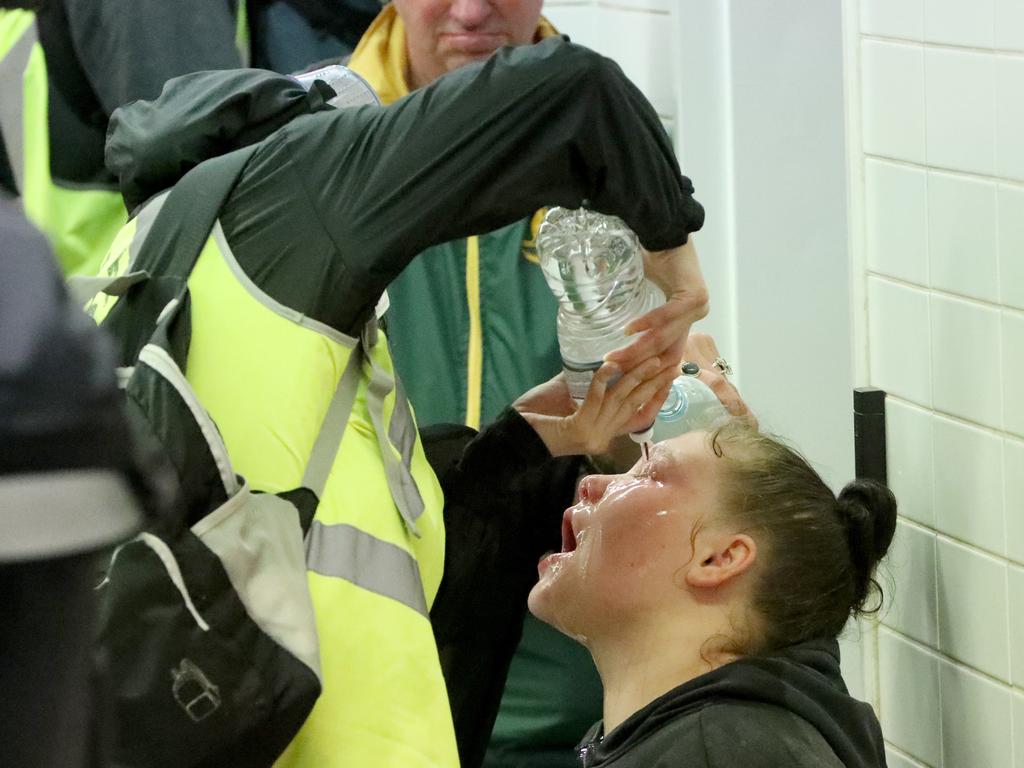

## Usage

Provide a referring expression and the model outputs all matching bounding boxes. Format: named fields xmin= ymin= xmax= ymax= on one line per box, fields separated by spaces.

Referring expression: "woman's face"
xmin=528 ymin=431 xmax=725 ymax=643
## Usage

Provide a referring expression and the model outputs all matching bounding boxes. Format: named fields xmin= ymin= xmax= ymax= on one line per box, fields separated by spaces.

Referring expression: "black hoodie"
xmin=576 ymin=639 xmax=886 ymax=768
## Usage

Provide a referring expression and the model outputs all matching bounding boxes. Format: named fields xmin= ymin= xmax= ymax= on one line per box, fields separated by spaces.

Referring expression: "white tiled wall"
xmin=850 ymin=0 xmax=1024 ymax=764
xmin=546 ymin=2 xmax=1023 ymax=765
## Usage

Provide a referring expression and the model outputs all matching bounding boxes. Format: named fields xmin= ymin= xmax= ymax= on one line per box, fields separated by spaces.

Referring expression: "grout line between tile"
xmin=862 ymin=32 xmax=1024 ymax=58
xmin=596 ymin=1 xmax=670 ymax=16
xmin=881 ymin=624 xmax=1017 ymax=694
xmin=847 ymin=0 xmax=870 ymax=387
xmin=885 ymin=740 xmax=935 ymax=768
xmin=896 ymin=509 xmax=1020 ymax=566
xmin=895 ymin=500 xmax=1021 ymax=568
xmin=865 ymin=152 xmax=1024 ymax=189
xmin=883 ymin=391 xmax=1024 ymax=445
xmin=867 ymin=271 xmax=1024 ymax=316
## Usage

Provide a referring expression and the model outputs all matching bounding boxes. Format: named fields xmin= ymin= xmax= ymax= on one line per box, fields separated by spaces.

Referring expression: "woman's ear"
xmin=685 ymin=533 xmax=757 ymax=589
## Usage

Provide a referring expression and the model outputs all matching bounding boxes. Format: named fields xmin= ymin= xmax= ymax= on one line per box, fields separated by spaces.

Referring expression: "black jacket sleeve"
xmin=424 ymin=409 xmax=582 ymax=768
xmin=63 ymin=0 xmax=242 ymax=114
xmin=280 ymin=37 xmax=704 ymax=333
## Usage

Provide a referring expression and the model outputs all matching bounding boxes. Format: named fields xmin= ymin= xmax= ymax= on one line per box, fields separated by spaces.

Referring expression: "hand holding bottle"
xmin=513 ymin=360 xmax=678 ymax=457
xmin=604 ymin=238 xmax=709 ymax=376
xmin=682 ymin=332 xmax=756 ymax=425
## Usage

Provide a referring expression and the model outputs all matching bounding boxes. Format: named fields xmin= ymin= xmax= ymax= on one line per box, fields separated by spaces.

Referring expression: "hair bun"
xmin=837 ymin=479 xmax=898 ymax=608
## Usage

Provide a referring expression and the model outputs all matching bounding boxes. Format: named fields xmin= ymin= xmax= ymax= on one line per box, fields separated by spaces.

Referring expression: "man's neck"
xmin=403 ymin=58 xmax=429 ymax=92
xmin=590 ymin=612 xmax=739 ymax=735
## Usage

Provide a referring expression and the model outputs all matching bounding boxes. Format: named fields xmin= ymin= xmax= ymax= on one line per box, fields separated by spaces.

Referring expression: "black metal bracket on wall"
xmin=854 ymin=387 xmax=888 ymax=485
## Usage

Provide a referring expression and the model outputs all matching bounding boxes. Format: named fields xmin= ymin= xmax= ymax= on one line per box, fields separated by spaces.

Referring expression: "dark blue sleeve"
xmin=0 ymin=199 xmax=130 ymax=475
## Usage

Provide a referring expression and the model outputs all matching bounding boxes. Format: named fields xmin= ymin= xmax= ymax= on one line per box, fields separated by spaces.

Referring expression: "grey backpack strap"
xmin=300 ymin=341 xmax=365 ymax=497
xmin=361 ymin=321 xmax=424 ymax=538
xmin=66 ymin=270 xmax=149 ymax=306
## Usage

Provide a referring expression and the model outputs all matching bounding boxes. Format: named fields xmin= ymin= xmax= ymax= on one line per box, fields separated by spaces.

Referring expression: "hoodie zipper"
xmin=578 ymin=740 xmax=598 ymax=767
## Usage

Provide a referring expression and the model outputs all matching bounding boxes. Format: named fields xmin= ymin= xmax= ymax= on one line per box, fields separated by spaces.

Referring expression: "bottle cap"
xmin=629 ymin=425 xmax=654 ymax=443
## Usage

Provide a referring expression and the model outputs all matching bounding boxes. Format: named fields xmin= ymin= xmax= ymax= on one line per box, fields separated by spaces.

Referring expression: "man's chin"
xmin=442 ymin=49 xmax=498 ymax=73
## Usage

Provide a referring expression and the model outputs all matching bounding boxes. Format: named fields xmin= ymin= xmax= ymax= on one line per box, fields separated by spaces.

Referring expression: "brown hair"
xmin=709 ymin=421 xmax=897 ymax=654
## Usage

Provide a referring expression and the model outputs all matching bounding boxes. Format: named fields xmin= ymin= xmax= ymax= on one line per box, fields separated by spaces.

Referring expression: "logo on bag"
xmin=171 ymin=658 xmax=221 ymax=722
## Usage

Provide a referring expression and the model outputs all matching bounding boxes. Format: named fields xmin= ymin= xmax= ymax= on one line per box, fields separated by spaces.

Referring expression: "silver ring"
xmin=681 ymin=361 xmax=700 ymax=376
xmin=712 ymin=357 xmax=733 ymax=376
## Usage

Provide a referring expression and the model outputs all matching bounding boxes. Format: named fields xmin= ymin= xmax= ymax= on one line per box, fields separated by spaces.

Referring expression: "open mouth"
xmin=561 ymin=509 xmax=579 ymax=554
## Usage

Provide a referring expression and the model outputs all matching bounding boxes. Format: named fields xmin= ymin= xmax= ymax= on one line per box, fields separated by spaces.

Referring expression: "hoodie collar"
xmin=577 ymin=638 xmax=885 ymax=768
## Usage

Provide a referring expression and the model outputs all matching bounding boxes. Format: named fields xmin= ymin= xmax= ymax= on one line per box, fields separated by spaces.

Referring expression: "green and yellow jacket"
xmin=348 ymin=5 xmax=562 ymax=429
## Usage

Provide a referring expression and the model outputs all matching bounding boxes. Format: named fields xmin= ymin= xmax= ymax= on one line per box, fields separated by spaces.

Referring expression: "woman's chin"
xmin=527 ymin=579 xmax=554 ymax=622
xmin=528 ymin=581 xmax=588 ymax=643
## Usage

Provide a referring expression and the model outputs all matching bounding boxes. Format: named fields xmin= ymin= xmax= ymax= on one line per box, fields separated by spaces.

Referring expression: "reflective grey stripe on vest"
xmin=362 ymin=321 xmax=425 ymax=537
xmin=305 ymin=521 xmax=428 ymax=616
xmin=212 ymin=222 xmax=358 ymax=347
xmin=0 ymin=21 xmax=35 ymax=195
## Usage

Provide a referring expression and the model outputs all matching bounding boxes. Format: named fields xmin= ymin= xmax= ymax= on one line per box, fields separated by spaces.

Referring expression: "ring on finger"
xmin=712 ymin=357 xmax=733 ymax=376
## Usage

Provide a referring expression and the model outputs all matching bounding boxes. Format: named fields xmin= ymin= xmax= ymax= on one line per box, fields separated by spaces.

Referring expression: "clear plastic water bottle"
xmin=653 ymin=373 xmax=730 ymax=442
xmin=537 ymin=207 xmax=665 ymax=402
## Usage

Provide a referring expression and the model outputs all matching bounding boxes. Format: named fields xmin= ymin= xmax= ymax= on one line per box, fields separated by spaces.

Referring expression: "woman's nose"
xmin=578 ymin=474 xmax=617 ymax=502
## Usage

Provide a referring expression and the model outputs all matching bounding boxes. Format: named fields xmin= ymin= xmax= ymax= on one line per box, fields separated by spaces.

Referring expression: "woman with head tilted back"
xmin=528 ymin=422 xmax=896 ymax=768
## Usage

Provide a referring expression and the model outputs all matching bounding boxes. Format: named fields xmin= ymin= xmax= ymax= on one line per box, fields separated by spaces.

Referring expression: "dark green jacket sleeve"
xmin=255 ymin=37 xmax=704 ymax=334
xmin=63 ymin=0 xmax=242 ymax=114
xmin=105 ymin=39 xmax=703 ymax=337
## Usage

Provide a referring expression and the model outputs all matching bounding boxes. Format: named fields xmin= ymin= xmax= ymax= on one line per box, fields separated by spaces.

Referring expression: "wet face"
xmin=394 ymin=0 xmax=544 ymax=88
xmin=528 ymin=432 xmax=726 ymax=643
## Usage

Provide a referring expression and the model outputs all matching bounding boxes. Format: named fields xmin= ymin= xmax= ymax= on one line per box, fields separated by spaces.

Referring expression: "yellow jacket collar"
xmin=349 ymin=4 xmax=559 ymax=106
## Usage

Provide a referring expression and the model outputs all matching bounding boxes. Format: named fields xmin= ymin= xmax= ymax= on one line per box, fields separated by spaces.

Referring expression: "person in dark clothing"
xmin=93 ymin=38 xmax=709 ymax=767
xmin=529 ymin=422 xmax=897 ymax=767
xmin=0 ymin=194 xmax=143 ymax=768
xmin=0 ymin=0 xmax=243 ymax=275
xmin=248 ymin=0 xmax=381 ymax=72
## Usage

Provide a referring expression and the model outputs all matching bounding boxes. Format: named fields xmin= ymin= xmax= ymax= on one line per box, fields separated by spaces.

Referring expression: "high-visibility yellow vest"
xmin=0 ymin=10 xmax=127 ymax=276
xmin=92 ymin=196 xmax=459 ymax=768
